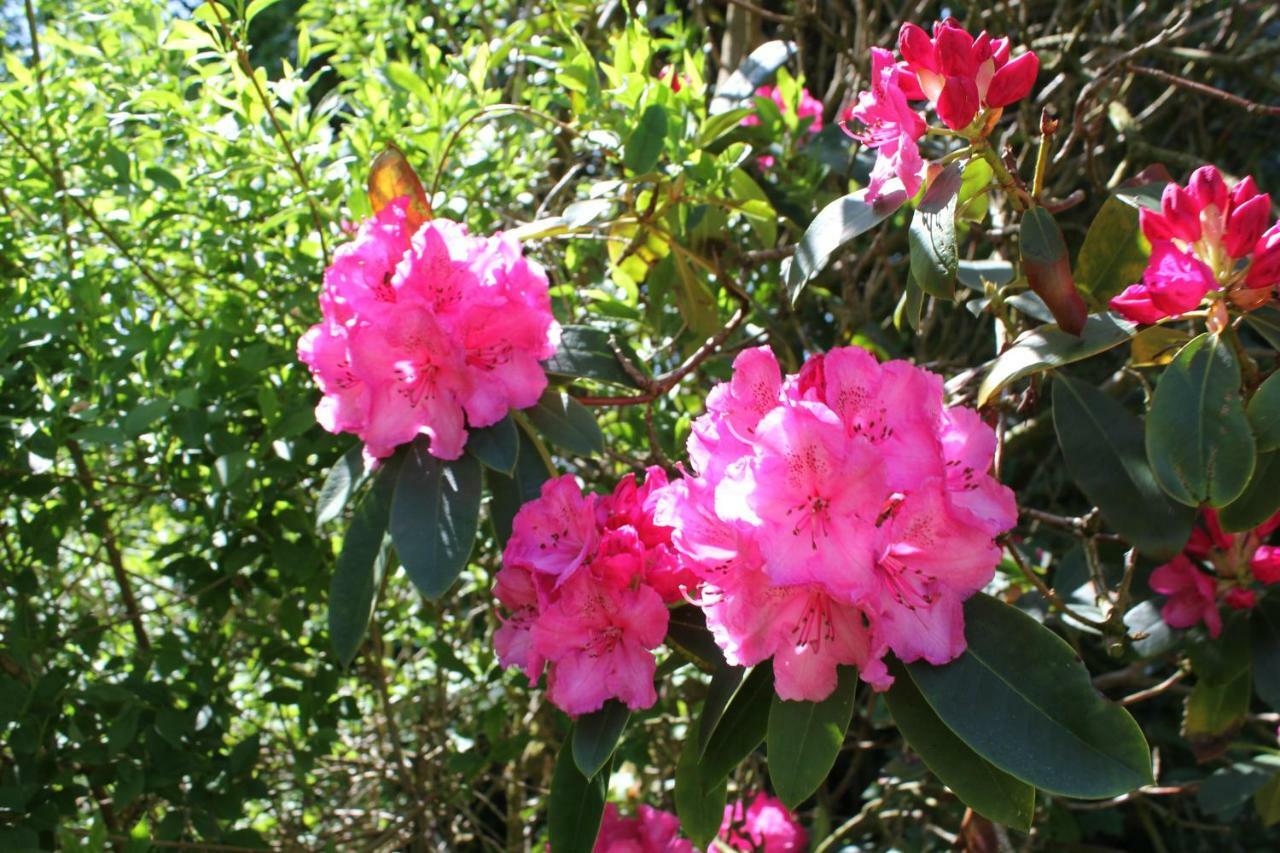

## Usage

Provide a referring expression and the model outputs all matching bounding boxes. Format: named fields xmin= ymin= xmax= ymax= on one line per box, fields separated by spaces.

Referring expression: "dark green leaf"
xmin=548 ymin=738 xmax=609 ymax=853
xmin=698 ymin=663 xmax=746 ymax=758
xmin=1256 ymin=772 xmax=1280 ymax=826
xmin=907 ymin=594 xmax=1152 ymax=799
xmin=1052 ymin=375 xmax=1194 ymax=559
xmin=487 ymin=426 xmax=553 ymax=548
xmin=1245 ymin=307 xmax=1280 ymax=350
xmin=885 ymin=660 xmax=1034 ymax=830
xmin=1184 ymin=669 xmax=1250 ymax=737
xmin=1146 ymin=333 xmax=1256 ymax=507
xmin=316 ymin=444 xmax=367 ymax=527
xmin=895 ymin=278 xmax=925 ymax=332
xmin=543 ymin=325 xmax=646 ymax=389
xmin=329 ymin=458 xmax=399 ymax=666
xmin=908 ymin=175 xmax=958 ymax=300
xmin=675 ymin=717 xmax=728 ymax=848
xmin=1198 ymin=756 xmax=1280 ymax=815
xmin=526 ymin=390 xmax=605 ymax=456
xmin=624 ymin=105 xmax=669 ymax=174
xmin=389 ymin=441 xmax=481 ymax=599
xmin=1075 ymin=196 xmax=1151 ymax=307
xmin=1219 ymin=450 xmax=1280 ymax=533
xmin=573 ymin=700 xmax=630 ymax=779
xmin=767 ymin=665 xmax=858 ymax=809
xmin=1248 ymin=371 xmax=1280 ymax=451
xmin=700 ymin=664 xmax=773 ymax=783
xmin=1252 ymin=595 xmax=1280 ymax=712
xmin=665 ymin=605 xmax=727 ymax=672
xmin=467 ymin=415 xmax=519 ymax=475
xmin=785 ymin=186 xmax=908 ymax=304
xmin=978 ymin=313 xmax=1137 ymax=406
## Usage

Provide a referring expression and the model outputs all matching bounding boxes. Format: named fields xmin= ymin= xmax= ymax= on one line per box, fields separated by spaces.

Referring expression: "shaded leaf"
xmin=700 ymin=664 xmax=773 ymax=784
xmin=487 ymin=426 xmax=553 ymax=548
xmin=767 ymin=666 xmax=858 ymax=809
xmin=316 ymin=444 xmax=367 ymax=527
xmin=544 ymin=325 xmax=646 ymax=389
xmin=389 ymin=441 xmax=482 ymax=599
xmin=526 ymin=390 xmax=605 ymax=456
xmin=1218 ymin=450 xmax=1280 ymax=533
xmin=624 ymin=105 xmax=668 ymax=174
xmin=1248 ymin=370 xmax=1280 ymax=451
xmin=1021 ymin=207 xmax=1087 ymax=335
xmin=329 ymin=457 xmax=400 ymax=666
xmin=1075 ymin=196 xmax=1151 ymax=307
xmin=548 ymin=738 xmax=609 ymax=853
xmin=573 ymin=700 xmax=630 ymax=779
xmin=675 ymin=717 xmax=728 ymax=848
xmin=467 ymin=415 xmax=519 ymax=475
xmin=1252 ymin=594 xmax=1280 ymax=712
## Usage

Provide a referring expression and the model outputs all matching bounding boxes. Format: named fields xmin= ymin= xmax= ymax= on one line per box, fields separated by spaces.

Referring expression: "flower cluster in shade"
xmin=591 ymin=793 xmax=804 ymax=853
xmin=1150 ymin=510 xmax=1280 ymax=637
xmin=741 ymin=84 xmax=825 ymax=169
xmin=494 ymin=469 xmax=693 ymax=716
xmin=297 ymin=197 xmax=560 ymax=462
xmin=1110 ymin=166 xmax=1280 ymax=324
xmin=652 ymin=346 xmax=1017 ymax=701
xmin=846 ymin=19 xmax=1039 ymax=201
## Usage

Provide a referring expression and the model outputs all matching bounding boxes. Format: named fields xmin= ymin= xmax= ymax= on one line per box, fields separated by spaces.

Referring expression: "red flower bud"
xmin=936 ymin=75 xmax=980 ymax=129
xmin=1224 ymin=192 xmax=1271 ymax=258
xmin=985 ymin=50 xmax=1038 ymax=107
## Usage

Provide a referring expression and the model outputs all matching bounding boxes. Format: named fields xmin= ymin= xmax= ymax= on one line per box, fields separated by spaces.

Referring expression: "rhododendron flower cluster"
xmin=494 ymin=469 xmax=692 ymax=716
xmin=297 ymin=197 xmax=560 ymax=461
xmin=847 ymin=19 xmax=1039 ymax=200
xmin=742 ymin=84 xmax=825 ymax=169
xmin=719 ymin=792 xmax=807 ymax=852
xmin=654 ymin=346 xmax=1016 ymax=701
xmin=593 ymin=803 xmax=694 ymax=853
xmin=1150 ymin=510 xmax=1280 ymax=637
xmin=1110 ymin=166 xmax=1280 ymax=323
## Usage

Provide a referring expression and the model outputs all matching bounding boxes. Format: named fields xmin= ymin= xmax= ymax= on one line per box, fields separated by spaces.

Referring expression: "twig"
xmin=1120 ymin=667 xmax=1188 ymax=706
xmin=1128 ymin=64 xmax=1280 ymax=116
xmin=1000 ymin=535 xmax=1109 ymax=630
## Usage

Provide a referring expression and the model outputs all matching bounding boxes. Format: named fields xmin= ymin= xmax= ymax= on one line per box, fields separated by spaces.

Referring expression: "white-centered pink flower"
xmin=653 ymin=346 xmax=1016 ymax=701
xmin=297 ymin=197 xmax=560 ymax=461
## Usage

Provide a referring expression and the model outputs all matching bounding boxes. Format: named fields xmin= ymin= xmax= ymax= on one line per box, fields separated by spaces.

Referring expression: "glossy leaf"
xmin=573 ymin=700 xmax=630 ymax=778
xmin=767 ymin=666 xmax=858 ymax=809
xmin=1245 ymin=307 xmax=1280 ymax=350
xmin=784 ymin=185 xmax=908 ymax=304
xmin=700 ymin=664 xmax=773 ymax=783
xmin=909 ymin=171 xmax=959 ymax=299
xmin=885 ymin=660 xmax=1034 ymax=830
xmin=978 ymin=312 xmax=1137 ymax=406
xmin=525 ymin=390 xmax=605 ymax=456
xmin=328 ymin=458 xmax=399 ymax=666
xmin=1248 ymin=370 xmax=1280 ymax=451
xmin=711 ymin=40 xmax=797 ymax=111
xmin=1219 ymin=450 xmax=1280 ymax=533
xmin=907 ymin=594 xmax=1152 ymax=799
xmin=1020 ymin=206 xmax=1087 ymax=335
xmin=467 ymin=415 xmax=519 ymax=475
xmin=389 ymin=441 xmax=481 ymax=600
xmin=315 ymin=443 xmax=367 ymax=527
xmin=1075 ymin=195 xmax=1151 ymax=307
xmin=543 ymin=325 xmax=646 ymax=389
xmin=1198 ymin=756 xmax=1280 ymax=815
xmin=623 ymin=105 xmax=668 ymax=174
xmin=1052 ymin=374 xmax=1194 ymax=559
xmin=675 ymin=717 xmax=728 ymax=848
xmin=1146 ymin=333 xmax=1256 ymax=507
xmin=548 ymin=738 xmax=609 ymax=853
xmin=487 ymin=426 xmax=553 ymax=548
xmin=367 ymin=144 xmax=431 ymax=227
xmin=1252 ymin=595 xmax=1280 ymax=712
xmin=697 ymin=663 xmax=746 ymax=758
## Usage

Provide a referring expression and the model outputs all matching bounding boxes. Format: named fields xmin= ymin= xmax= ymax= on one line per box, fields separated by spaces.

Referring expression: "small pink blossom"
xmin=495 ymin=469 xmax=682 ymax=716
xmin=743 ymin=84 xmax=826 ymax=168
xmin=297 ymin=197 xmax=560 ymax=462
xmin=1150 ymin=555 xmax=1222 ymax=637
xmin=594 ymin=803 xmax=694 ymax=853
xmin=1111 ymin=166 xmax=1279 ymax=323
xmin=846 ymin=47 xmax=927 ymax=200
xmin=655 ymin=346 xmax=1015 ymax=700
xmin=719 ymin=792 xmax=807 ymax=852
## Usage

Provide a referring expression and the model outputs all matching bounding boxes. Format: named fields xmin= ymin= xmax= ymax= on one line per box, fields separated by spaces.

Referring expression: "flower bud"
xmin=985 ymin=50 xmax=1039 ymax=108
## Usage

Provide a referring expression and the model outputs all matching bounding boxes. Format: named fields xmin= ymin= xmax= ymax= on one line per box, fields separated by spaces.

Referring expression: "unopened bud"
xmin=1040 ymin=108 xmax=1059 ymax=136
xmin=1206 ymin=299 xmax=1230 ymax=334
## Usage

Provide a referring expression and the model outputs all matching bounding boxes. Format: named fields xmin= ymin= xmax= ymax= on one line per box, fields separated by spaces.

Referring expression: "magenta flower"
xmin=297 ymin=197 xmax=560 ymax=462
xmin=495 ymin=469 xmax=684 ymax=716
xmin=594 ymin=803 xmax=694 ymax=853
xmin=719 ymin=792 xmax=807 ymax=852
xmin=654 ymin=346 xmax=1016 ymax=700
xmin=846 ymin=47 xmax=927 ymax=200
xmin=1150 ymin=555 xmax=1222 ymax=638
xmin=1110 ymin=166 xmax=1280 ymax=323
xmin=742 ymin=84 xmax=826 ymax=168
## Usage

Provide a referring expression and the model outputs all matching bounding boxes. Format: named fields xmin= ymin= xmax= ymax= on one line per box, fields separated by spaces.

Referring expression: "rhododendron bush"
xmin=6 ymin=0 xmax=1280 ymax=849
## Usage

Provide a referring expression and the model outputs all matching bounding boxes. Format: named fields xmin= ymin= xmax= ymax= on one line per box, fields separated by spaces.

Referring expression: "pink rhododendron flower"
xmin=719 ymin=792 xmax=807 ymax=852
xmin=495 ymin=470 xmax=688 ymax=716
xmin=1149 ymin=510 xmax=1280 ymax=636
xmin=1110 ymin=166 xmax=1280 ymax=323
xmin=297 ymin=197 xmax=560 ymax=461
xmin=653 ymin=346 xmax=1016 ymax=700
xmin=845 ymin=19 xmax=1038 ymax=201
xmin=594 ymin=803 xmax=694 ymax=853
xmin=742 ymin=84 xmax=826 ymax=168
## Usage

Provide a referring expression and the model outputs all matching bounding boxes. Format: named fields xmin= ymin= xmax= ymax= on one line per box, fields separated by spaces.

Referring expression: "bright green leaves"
xmin=906 ymin=594 xmax=1152 ymax=799
xmin=1145 ymin=333 xmax=1256 ymax=507
xmin=328 ymin=455 xmax=400 ymax=666
xmin=1052 ymin=375 xmax=1194 ymax=559
xmin=549 ymin=738 xmax=610 ymax=853
xmin=766 ymin=666 xmax=858 ymax=809
xmin=978 ymin=312 xmax=1137 ymax=406
xmin=573 ymin=701 xmax=630 ymax=779
xmin=784 ymin=186 xmax=907 ymax=304
xmin=526 ymin=389 xmax=605 ymax=456
xmin=1020 ymin=206 xmax=1087 ymax=336
xmin=389 ymin=439 xmax=482 ymax=600
xmin=908 ymin=171 xmax=959 ymax=299
xmin=1075 ymin=195 xmax=1151 ymax=307
xmin=884 ymin=660 xmax=1034 ymax=829
xmin=623 ymin=104 xmax=669 ymax=174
